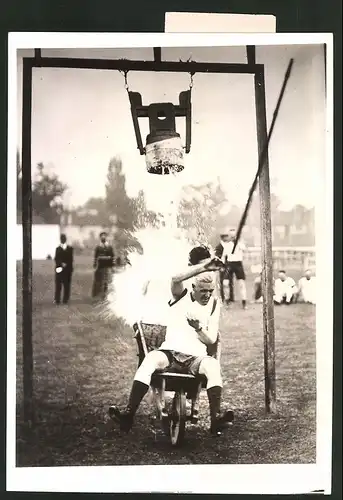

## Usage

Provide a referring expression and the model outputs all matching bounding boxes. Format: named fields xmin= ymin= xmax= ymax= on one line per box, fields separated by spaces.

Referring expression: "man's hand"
xmin=203 ymin=257 xmax=224 ymax=272
xmin=187 ymin=317 xmax=201 ymax=331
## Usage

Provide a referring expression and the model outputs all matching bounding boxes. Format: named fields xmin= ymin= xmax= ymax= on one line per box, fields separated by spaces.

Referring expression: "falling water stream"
xmin=105 ymin=173 xmax=197 ymax=327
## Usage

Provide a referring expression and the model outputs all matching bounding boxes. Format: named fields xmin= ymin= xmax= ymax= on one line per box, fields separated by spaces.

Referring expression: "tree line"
xmin=17 ymin=152 xmax=315 ymax=250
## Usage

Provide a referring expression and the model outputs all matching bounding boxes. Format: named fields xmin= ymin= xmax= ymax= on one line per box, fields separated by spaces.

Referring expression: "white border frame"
xmin=7 ymin=32 xmax=334 ymax=495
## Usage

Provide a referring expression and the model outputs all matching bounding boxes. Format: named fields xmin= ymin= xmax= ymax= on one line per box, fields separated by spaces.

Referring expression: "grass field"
xmin=15 ymin=256 xmax=316 ymax=466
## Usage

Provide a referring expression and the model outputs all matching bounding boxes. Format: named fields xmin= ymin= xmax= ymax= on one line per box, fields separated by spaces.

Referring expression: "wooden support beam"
xmin=34 ymin=48 xmax=42 ymax=60
xmin=153 ymin=47 xmax=162 ymax=62
xmin=21 ymin=58 xmax=34 ymax=424
xmin=24 ymin=56 xmax=261 ymax=74
xmin=247 ymin=45 xmax=276 ymax=413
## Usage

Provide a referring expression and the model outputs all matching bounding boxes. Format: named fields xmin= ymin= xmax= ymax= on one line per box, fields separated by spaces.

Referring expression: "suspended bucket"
xmin=145 ymin=130 xmax=184 ymax=175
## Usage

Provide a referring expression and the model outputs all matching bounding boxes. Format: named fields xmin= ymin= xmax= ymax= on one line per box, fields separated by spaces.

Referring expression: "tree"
xmin=178 ymin=180 xmax=228 ymax=245
xmin=32 ymin=162 xmax=68 ymax=223
xmin=131 ymin=189 xmax=158 ymax=229
xmin=105 ymin=156 xmax=135 ymax=230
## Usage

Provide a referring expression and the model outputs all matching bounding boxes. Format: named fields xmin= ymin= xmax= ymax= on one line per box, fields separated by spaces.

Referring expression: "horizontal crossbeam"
xmin=27 ymin=55 xmax=262 ymax=74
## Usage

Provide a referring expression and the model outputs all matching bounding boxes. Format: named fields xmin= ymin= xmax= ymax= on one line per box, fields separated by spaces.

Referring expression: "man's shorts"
xmin=159 ymin=350 xmax=208 ymax=376
xmin=228 ymin=261 xmax=246 ymax=280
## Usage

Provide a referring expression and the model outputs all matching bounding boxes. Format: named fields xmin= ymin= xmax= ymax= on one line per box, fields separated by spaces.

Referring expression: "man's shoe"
xmin=109 ymin=405 xmax=134 ymax=433
xmin=210 ymin=410 xmax=234 ymax=436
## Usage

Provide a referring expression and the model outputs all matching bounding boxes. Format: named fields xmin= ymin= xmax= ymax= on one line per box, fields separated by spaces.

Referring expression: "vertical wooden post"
xmin=153 ymin=47 xmax=162 ymax=63
xmin=21 ymin=58 xmax=34 ymax=424
xmin=247 ymin=46 xmax=276 ymax=413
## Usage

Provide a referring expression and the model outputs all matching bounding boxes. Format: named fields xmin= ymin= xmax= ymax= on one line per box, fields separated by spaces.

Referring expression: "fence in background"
xmin=245 ymin=246 xmax=316 ymax=271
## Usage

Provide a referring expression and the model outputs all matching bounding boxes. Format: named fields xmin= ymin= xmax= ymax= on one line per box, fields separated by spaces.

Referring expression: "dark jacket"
xmin=93 ymin=244 xmax=115 ymax=269
xmin=215 ymin=242 xmax=224 ymax=260
xmin=54 ymin=245 xmax=74 ymax=273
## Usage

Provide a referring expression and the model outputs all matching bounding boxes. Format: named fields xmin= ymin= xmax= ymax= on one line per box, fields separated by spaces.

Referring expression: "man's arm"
xmin=188 ymin=302 xmax=220 ymax=345
xmin=171 ymin=258 xmax=223 ymax=299
xmin=70 ymin=247 xmax=74 ymax=272
xmin=214 ymin=243 xmax=223 ymax=259
xmin=200 ymin=301 xmax=220 ymax=345
xmin=289 ymin=277 xmax=296 ymax=288
xmin=54 ymin=247 xmax=61 ymax=267
xmin=93 ymin=246 xmax=99 ymax=269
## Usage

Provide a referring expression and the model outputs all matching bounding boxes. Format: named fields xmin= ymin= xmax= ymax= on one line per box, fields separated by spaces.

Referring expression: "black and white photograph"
xmin=7 ymin=33 xmax=333 ymax=494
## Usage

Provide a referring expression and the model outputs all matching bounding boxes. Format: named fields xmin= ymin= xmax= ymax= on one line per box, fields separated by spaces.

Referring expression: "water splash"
xmin=103 ymin=172 xmax=218 ymax=327
xmin=105 ymin=171 xmax=192 ymax=327
xmin=105 ymin=225 xmax=194 ymax=327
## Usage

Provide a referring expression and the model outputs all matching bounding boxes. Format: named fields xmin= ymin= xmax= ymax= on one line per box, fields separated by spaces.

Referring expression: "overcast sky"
xmin=17 ymin=44 xmax=325 ymax=212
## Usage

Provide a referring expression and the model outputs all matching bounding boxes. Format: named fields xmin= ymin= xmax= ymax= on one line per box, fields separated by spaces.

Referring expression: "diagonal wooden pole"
xmin=232 ymin=55 xmax=294 ymax=253
xmin=231 ymin=48 xmax=293 ymax=412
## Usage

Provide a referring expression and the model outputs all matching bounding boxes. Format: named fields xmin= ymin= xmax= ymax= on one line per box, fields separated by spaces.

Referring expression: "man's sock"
xmin=126 ymin=380 xmax=149 ymax=415
xmin=207 ymin=385 xmax=222 ymax=420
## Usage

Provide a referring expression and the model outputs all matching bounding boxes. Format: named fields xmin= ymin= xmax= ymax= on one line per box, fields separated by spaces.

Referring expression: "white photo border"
xmin=7 ymin=32 xmax=334 ymax=495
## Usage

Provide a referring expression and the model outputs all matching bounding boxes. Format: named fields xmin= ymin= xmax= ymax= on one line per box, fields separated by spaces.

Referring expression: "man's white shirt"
xmin=274 ymin=277 xmax=296 ymax=295
xmin=221 ymin=240 xmax=246 ymax=263
xmin=159 ymin=290 xmax=220 ymax=357
xmin=298 ymin=276 xmax=316 ymax=304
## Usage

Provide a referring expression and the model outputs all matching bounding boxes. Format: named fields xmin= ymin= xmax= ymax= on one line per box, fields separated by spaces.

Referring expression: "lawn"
xmin=15 ymin=256 xmax=316 ymax=466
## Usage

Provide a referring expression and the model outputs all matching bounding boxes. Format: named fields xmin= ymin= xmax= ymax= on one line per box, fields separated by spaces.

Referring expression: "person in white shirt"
xmin=273 ymin=270 xmax=298 ymax=305
xmin=109 ymin=255 xmax=234 ymax=436
xmin=216 ymin=229 xmax=247 ymax=308
xmin=297 ymin=269 xmax=316 ymax=304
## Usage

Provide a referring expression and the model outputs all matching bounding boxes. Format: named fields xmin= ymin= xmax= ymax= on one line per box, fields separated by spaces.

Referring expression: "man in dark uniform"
xmin=54 ymin=233 xmax=74 ymax=304
xmin=92 ymin=231 xmax=115 ymax=299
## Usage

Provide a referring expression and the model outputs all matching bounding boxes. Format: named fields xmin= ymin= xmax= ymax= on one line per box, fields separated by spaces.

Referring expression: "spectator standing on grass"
xmin=273 ymin=270 xmax=298 ymax=305
xmin=216 ymin=229 xmax=247 ymax=309
xmin=92 ymin=231 xmax=115 ymax=299
xmin=54 ymin=233 xmax=74 ymax=305
xmin=297 ymin=269 xmax=316 ymax=304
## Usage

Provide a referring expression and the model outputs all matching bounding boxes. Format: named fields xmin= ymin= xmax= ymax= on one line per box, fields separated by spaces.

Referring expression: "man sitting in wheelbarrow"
xmin=109 ymin=249 xmax=234 ymax=436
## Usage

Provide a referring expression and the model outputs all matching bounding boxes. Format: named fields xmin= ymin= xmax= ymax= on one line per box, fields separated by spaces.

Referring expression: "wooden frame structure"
xmin=21 ymin=46 xmax=276 ymax=424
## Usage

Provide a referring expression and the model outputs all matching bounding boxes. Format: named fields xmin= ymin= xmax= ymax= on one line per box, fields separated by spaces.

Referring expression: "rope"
xmin=232 ymin=59 xmax=294 ymax=253
xmin=119 ymin=69 xmax=130 ymax=93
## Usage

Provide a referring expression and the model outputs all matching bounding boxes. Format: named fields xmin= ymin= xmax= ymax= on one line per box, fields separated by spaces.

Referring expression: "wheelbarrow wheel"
xmin=169 ymin=389 xmax=186 ymax=446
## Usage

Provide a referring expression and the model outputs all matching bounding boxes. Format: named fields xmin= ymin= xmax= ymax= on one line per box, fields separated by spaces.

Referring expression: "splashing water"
xmin=105 ymin=225 xmax=194 ymax=327
xmin=105 ymin=173 xmax=197 ymax=327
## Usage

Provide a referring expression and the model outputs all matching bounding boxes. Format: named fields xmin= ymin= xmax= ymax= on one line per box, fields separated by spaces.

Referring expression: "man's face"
xmin=279 ymin=271 xmax=286 ymax=281
xmin=229 ymin=230 xmax=236 ymax=241
xmin=192 ymin=281 xmax=215 ymax=305
xmin=60 ymin=235 xmax=66 ymax=244
xmin=221 ymin=235 xmax=229 ymax=243
xmin=100 ymin=235 xmax=107 ymax=244
xmin=305 ymin=270 xmax=312 ymax=280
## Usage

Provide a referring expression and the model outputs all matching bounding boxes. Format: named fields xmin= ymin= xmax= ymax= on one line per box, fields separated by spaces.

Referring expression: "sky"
xmin=16 ymin=44 xmax=326 ymax=213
